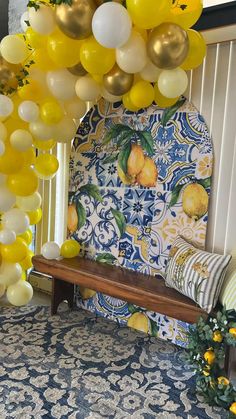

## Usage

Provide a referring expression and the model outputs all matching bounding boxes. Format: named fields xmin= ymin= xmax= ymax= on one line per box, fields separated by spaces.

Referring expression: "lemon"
xmin=213 ymin=330 xmax=223 ymax=343
xmin=117 ymin=164 xmax=134 ymax=185
xmin=204 ymin=350 xmax=215 ymax=365
xmin=136 ymin=157 xmax=158 ymax=187
xmin=127 ymin=144 xmax=145 ymax=176
xmin=127 ymin=312 xmax=149 ymax=333
xmin=229 ymin=327 xmax=236 ymax=338
xmin=217 ymin=376 xmax=229 ymax=386
xmin=230 ymin=402 xmax=236 ymax=415
xmin=79 ymin=287 xmax=96 ymax=300
xmin=67 ymin=204 xmax=78 ymax=233
xmin=182 ymin=183 xmax=208 ymax=220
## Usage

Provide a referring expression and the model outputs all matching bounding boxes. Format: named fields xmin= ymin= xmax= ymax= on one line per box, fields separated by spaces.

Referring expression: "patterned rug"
xmin=0 ymin=306 xmax=227 ymax=419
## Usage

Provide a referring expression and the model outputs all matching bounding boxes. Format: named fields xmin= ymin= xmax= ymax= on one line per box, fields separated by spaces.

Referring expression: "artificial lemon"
xmin=213 ymin=330 xmax=223 ymax=343
xmin=229 ymin=327 xmax=236 ymax=338
xmin=127 ymin=312 xmax=149 ymax=334
xmin=79 ymin=287 xmax=96 ymax=300
xmin=204 ymin=350 xmax=215 ymax=365
xmin=217 ymin=376 xmax=229 ymax=386
xmin=229 ymin=402 xmax=236 ymax=415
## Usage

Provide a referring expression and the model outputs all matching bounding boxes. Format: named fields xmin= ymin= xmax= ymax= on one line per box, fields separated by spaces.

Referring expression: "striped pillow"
xmin=165 ymin=236 xmax=231 ymax=313
xmin=220 ymin=269 xmax=236 ymax=310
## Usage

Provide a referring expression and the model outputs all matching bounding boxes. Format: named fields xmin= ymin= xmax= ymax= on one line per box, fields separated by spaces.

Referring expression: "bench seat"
xmin=32 ymin=255 xmax=206 ymax=324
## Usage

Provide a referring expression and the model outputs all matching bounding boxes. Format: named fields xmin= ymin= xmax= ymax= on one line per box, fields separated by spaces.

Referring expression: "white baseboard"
xmin=28 ymin=271 xmax=52 ymax=295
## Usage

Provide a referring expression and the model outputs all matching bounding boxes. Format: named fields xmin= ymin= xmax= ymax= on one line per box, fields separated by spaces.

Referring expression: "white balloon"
xmin=0 ymin=121 xmax=7 ymax=141
xmin=64 ymin=98 xmax=87 ymax=120
xmin=47 ymin=69 xmax=77 ymax=101
xmin=0 ymin=95 xmax=13 ymax=118
xmin=0 ymin=139 xmax=5 ymax=156
xmin=53 ymin=117 xmax=77 ymax=143
xmin=0 ymin=35 xmax=28 ymax=64
xmin=75 ymin=75 xmax=101 ymax=102
xmin=0 ymin=284 xmax=6 ymax=298
xmin=0 ymin=174 xmax=6 ymax=185
xmin=0 ymin=229 xmax=16 ymax=245
xmin=29 ymin=119 xmax=54 ymax=141
xmin=2 ymin=208 xmax=30 ymax=235
xmin=92 ymin=3 xmax=132 ymax=49
xmin=42 ymin=242 xmax=60 ymax=260
xmin=7 ymin=280 xmax=33 ymax=306
xmin=158 ymin=68 xmax=188 ymax=98
xmin=0 ymin=185 xmax=16 ymax=212
xmin=16 ymin=192 xmax=42 ymax=212
xmin=116 ymin=31 xmax=147 ymax=74
xmin=101 ymin=87 xmax=122 ymax=103
xmin=20 ymin=11 xmax=29 ymax=32
xmin=29 ymin=4 xmax=55 ymax=35
xmin=140 ymin=58 xmax=162 ymax=82
xmin=0 ymin=262 xmax=22 ymax=287
xmin=18 ymin=101 xmax=39 ymax=123
xmin=10 ymin=129 xmax=33 ymax=152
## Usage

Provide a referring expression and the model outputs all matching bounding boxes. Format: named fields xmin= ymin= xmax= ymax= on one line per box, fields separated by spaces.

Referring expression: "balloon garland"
xmin=0 ymin=0 xmax=205 ymax=306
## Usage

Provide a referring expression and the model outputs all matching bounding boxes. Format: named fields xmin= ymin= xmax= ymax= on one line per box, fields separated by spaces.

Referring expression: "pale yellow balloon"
xmin=10 ymin=129 xmax=33 ymax=152
xmin=0 ymin=35 xmax=28 ymax=64
xmin=0 ymin=284 xmax=6 ymax=298
xmin=0 ymin=262 xmax=22 ymax=286
xmin=7 ymin=280 xmax=33 ymax=306
xmin=16 ymin=192 xmax=42 ymax=212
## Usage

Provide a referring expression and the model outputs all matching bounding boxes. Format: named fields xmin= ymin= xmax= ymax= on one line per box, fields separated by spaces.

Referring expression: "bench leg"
xmin=225 ymin=345 xmax=236 ymax=384
xmin=51 ymin=278 xmax=74 ymax=315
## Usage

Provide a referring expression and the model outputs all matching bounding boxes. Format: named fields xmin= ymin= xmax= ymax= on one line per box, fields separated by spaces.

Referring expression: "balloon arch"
xmin=0 ymin=0 xmax=205 ymax=306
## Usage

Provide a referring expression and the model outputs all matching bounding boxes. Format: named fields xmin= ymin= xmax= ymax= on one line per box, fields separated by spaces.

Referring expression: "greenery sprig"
xmin=186 ymin=307 xmax=236 ymax=417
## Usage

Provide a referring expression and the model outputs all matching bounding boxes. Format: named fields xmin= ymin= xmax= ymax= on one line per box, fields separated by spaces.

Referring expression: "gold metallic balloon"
xmin=67 ymin=62 xmax=87 ymax=76
xmin=147 ymin=23 xmax=189 ymax=70
xmin=0 ymin=56 xmax=22 ymax=93
xmin=103 ymin=64 xmax=134 ymax=96
xmin=55 ymin=0 xmax=97 ymax=40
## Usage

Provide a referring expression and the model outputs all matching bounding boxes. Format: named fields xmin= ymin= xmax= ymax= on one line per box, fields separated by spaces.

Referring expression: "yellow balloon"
xmin=40 ymin=100 xmax=64 ymax=125
xmin=126 ymin=0 xmax=171 ymax=29
xmin=7 ymin=280 xmax=33 ymax=306
xmin=80 ymin=36 xmax=116 ymax=75
xmin=25 ymin=27 xmax=47 ymax=49
xmin=34 ymin=154 xmax=59 ymax=177
xmin=168 ymin=0 xmax=203 ymax=30
xmin=27 ymin=208 xmax=42 ymax=225
xmin=60 ymin=239 xmax=81 ymax=258
xmin=47 ymin=29 xmax=82 ymax=68
xmin=1 ymin=237 xmax=28 ymax=263
xmin=7 ymin=167 xmax=39 ymax=196
xmin=20 ymin=250 xmax=34 ymax=270
xmin=0 ymin=35 xmax=29 ymax=65
xmin=18 ymin=79 xmax=43 ymax=101
xmin=181 ymin=29 xmax=206 ymax=70
xmin=31 ymin=49 xmax=58 ymax=72
xmin=22 ymin=147 xmax=36 ymax=166
xmin=154 ymin=83 xmax=179 ymax=108
xmin=130 ymin=81 xmax=155 ymax=109
xmin=33 ymin=138 xmax=56 ymax=151
xmin=4 ymin=117 xmax=28 ymax=135
xmin=122 ymin=92 xmax=139 ymax=112
xmin=18 ymin=228 xmax=33 ymax=245
xmin=0 ymin=144 xmax=24 ymax=174
xmin=21 ymin=270 xmax=27 ymax=280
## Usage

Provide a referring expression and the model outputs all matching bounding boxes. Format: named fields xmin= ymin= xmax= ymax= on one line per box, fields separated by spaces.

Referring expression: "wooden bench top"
xmin=32 ymin=255 xmax=206 ymax=324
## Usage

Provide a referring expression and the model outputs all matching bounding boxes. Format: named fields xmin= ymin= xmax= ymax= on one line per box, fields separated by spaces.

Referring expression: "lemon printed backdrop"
xmin=68 ymin=97 xmax=213 ymax=347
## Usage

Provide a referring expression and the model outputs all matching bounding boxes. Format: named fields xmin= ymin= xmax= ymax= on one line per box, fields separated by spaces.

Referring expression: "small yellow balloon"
xmin=31 ymin=49 xmax=58 ymax=72
xmin=22 ymin=147 xmax=36 ymax=166
xmin=168 ymin=0 xmax=203 ymax=30
xmin=47 ymin=29 xmax=82 ymax=68
xmin=27 ymin=208 xmax=42 ymax=225
xmin=21 ymin=270 xmax=27 ymax=280
xmin=181 ymin=29 xmax=206 ymax=70
xmin=0 ymin=144 xmax=24 ymax=174
xmin=35 ymin=154 xmax=59 ymax=178
xmin=7 ymin=167 xmax=39 ymax=196
xmin=154 ymin=83 xmax=179 ymax=108
xmin=33 ymin=138 xmax=56 ymax=151
xmin=40 ymin=100 xmax=64 ymax=125
xmin=25 ymin=27 xmax=47 ymax=49
xmin=130 ymin=81 xmax=155 ymax=109
xmin=18 ymin=228 xmax=33 ymax=245
xmin=126 ymin=0 xmax=171 ymax=29
xmin=1 ymin=237 xmax=28 ymax=263
xmin=20 ymin=250 xmax=34 ymax=270
xmin=122 ymin=92 xmax=139 ymax=112
xmin=18 ymin=79 xmax=43 ymax=102
xmin=60 ymin=239 xmax=81 ymax=258
xmin=80 ymin=36 xmax=116 ymax=75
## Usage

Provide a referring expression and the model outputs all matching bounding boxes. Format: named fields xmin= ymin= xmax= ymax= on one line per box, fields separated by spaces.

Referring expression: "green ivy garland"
xmin=187 ymin=307 xmax=236 ymax=417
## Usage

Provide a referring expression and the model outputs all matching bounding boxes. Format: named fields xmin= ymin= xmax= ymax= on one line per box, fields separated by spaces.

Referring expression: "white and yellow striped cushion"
xmin=220 ymin=269 xmax=236 ymax=310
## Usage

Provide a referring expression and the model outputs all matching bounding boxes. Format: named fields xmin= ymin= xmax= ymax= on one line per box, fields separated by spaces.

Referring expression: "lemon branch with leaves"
xmin=187 ymin=307 xmax=236 ymax=417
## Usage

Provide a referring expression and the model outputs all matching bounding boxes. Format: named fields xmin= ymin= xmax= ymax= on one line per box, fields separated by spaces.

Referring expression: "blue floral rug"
xmin=0 ymin=306 xmax=226 ymax=419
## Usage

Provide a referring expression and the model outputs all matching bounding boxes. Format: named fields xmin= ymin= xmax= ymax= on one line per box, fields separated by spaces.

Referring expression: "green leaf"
xmin=102 ymin=154 xmax=119 ymax=164
xmin=76 ymin=201 xmax=86 ymax=230
xmin=150 ymin=319 xmax=159 ymax=337
xmin=128 ymin=304 xmax=139 ymax=314
xmin=111 ymin=208 xmax=126 ymax=236
xmin=79 ymin=184 xmax=103 ymax=203
xmin=96 ymin=253 xmax=117 ymax=265
xmin=118 ymin=142 xmax=131 ymax=174
xmin=168 ymin=184 xmax=185 ymax=208
xmin=138 ymin=131 xmax=155 ymax=156
xmin=102 ymin=124 xmax=132 ymax=145
xmin=161 ymin=97 xmax=186 ymax=126
xmin=116 ymin=131 xmax=134 ymax=148
xmin=197 ymin=177 xmax=212 ymax=189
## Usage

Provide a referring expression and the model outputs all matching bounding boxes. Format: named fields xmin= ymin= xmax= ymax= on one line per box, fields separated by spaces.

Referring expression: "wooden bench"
xmin=32 ymin=255 xmax=236 ymax=380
